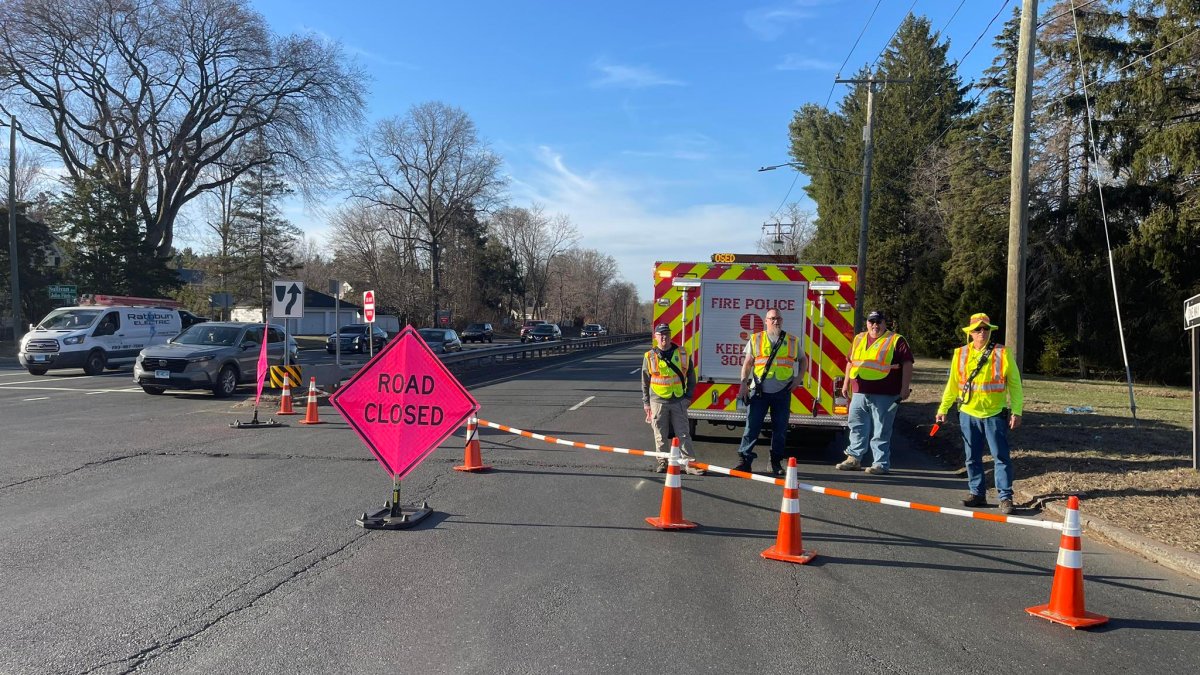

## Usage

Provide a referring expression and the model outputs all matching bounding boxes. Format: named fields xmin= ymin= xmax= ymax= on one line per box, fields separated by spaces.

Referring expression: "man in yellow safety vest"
xmin=734 ymin=308 xmax=807 ymax=476
xmin=935 ymin=312 xmax=1024 ymax=515
xmin=641 ymin=323 xmax=703 ymax=475
xmin=835 ymin=310 xmax=913 ymax=475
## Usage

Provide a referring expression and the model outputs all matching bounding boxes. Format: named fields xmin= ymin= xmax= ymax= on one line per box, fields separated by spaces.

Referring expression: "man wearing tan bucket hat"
xmin=935 ymin=312 xmax=1024 ymax=515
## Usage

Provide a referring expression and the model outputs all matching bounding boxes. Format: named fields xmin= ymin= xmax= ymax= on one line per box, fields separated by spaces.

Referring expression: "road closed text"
xmin=364 ymin=373 xmax=444 ymax=425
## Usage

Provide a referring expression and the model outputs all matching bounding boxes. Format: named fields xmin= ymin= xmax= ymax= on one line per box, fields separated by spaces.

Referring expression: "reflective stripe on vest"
xmin=957 ymin=344 xmax=1006 ymax=394
xmin=848 ymin=331 xmax=900 ymax=380
xmin=753 ymin=332 xmax=798 ymax=382
xmin=647 ymin=348 xmax=688 ymax=398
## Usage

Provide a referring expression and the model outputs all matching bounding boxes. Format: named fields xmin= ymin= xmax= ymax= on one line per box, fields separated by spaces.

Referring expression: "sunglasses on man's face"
xmin=767 ymin=316 xmax=782 ymax=322
xmin=971 ymin=326 xmax=991 ymax=333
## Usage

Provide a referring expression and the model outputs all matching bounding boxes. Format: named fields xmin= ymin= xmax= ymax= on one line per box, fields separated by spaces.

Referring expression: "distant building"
xmin=229 ymin=288 xmax=362 ymax=335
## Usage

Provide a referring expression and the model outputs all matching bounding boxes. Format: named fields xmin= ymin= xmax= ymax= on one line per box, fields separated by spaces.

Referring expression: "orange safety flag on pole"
xmin=254 ymin=323 xmax=270 ymax=407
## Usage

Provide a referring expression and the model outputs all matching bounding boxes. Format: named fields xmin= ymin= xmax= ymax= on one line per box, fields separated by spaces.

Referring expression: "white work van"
xmin=19 ymin=295 xmax=182 ymax=376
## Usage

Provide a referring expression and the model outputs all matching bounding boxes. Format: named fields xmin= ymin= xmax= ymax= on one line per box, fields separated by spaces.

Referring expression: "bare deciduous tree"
xmin=348 ymin=101 xmax=505 ymax=324
xmin=490 ymin=204 xmax=578 ymax=318
xmin=0 ymin=0 xmax=367 ymax=259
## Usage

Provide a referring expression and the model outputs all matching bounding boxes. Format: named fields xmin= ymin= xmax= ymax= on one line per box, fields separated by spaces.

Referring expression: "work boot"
xmin=733 ymin=455 xmax=753 ymax=473
xmin=770 ymin=457 xmax=785 ymax=477
xmin=962 ymin=493 xmax=987 ymax=507
xmin=864 ymin=465 xmax=889 ymax=475
xmin=998 ymin=499 xmax=1014 ymax=515
xmin=835 ymin=455 xmax=861 ymax=471
xmin=684 ymin=460 xmax=706 ymax=476
xmin=653 ymin=458 xmax=668 ymax=473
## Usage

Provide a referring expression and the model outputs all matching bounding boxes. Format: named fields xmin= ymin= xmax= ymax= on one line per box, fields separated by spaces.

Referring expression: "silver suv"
xmin=134 ymin=322 xmax=298 ymax=397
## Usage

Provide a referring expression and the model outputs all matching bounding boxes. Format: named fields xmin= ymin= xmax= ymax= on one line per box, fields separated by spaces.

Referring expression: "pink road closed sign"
xmin=331 ymin=325 xmax=479 ymax=478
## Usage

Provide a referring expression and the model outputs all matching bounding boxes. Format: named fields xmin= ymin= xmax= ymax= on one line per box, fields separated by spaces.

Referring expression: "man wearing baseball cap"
xmin=835 ymin=310 xmax=913 ymax=475
xmin=935 ymin=312 xmax=1024 ymax=515
xmin=641 ymin=323 xmax=703 ymax=475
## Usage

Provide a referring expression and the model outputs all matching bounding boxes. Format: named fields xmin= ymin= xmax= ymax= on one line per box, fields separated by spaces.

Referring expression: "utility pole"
xmin=835 ymin=76 xmax=911 ymax=332
xmin=7 ymin=114 xmax=21 ymax=343
xmin=762 ymin=221 xmax=794 ymax=256
xmin=1005 ymin=0 xmax=1038 ymax=370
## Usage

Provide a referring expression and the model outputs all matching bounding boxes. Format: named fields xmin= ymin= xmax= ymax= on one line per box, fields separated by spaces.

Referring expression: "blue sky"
xmin=241 ymin=0 xmax=1019 ymax=300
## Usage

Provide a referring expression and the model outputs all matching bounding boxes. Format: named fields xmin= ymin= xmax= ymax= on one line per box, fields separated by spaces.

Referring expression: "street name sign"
xmin=48 ymin=284 xmax=76 ymax=300
xmin=331 ymin=325 xmax=479 ymax=478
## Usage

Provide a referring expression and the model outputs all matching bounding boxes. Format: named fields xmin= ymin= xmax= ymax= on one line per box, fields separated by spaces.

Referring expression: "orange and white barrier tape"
xmin=475 ymin=417 xmax=1062 ymax=531
xmin=476 ymin=418 xmax=670 ymax=459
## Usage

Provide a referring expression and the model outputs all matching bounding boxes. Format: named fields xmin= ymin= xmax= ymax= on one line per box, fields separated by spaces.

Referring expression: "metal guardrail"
xmin=440 ymin=333 xmax=644 ymax=368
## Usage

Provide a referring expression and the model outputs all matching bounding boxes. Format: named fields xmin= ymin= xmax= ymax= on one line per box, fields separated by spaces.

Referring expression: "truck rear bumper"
xmin=688 ymin=409 xmax=848 ymax=429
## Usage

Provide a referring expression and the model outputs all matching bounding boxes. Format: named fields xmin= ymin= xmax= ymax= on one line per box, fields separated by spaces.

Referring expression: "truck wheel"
xmin=212 ymin=366 xmax=238 ymax=398
xmin=83 ymin=350 xmax=106 ymax=376
xmin=141 ymin=385 xmax=166 ymax=395
xmin=26 ymin=366 xmax=48 ymax=376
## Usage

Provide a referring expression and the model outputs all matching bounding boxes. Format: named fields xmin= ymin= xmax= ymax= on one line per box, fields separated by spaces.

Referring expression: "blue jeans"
xmin=960 ymin=410 xmax=1013 ymax=500
xmin=845 ymin=392 xmax=900 ymax=469
xmin=737 ymin=388 xmax=791 ymax=460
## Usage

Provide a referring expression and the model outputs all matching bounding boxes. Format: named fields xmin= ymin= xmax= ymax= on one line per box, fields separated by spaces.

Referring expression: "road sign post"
xmin=331 ymin=326 xmax=479 ymax=529
xmin=1187 ymin=294 xmax=1200 ymax=471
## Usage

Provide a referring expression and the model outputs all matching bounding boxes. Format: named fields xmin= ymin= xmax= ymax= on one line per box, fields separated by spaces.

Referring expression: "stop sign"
xmin=363 ymin=290 xmax=375 ymax=323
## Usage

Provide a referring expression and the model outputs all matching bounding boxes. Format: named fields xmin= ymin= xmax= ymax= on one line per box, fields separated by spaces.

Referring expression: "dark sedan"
xmin=326 ymin=324 xmax=388 ymax=353
xmin=527 ymin=324 xmax=562 ymax=342
xmin=418 ymin=328 xmax=463 ymax=353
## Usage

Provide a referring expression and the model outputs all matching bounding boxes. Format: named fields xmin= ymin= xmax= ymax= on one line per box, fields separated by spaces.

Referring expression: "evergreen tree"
xmin=52 ymin=168 xmax=178 ymax=297
xmin=228 ymin=140 xmax=303 ymax=320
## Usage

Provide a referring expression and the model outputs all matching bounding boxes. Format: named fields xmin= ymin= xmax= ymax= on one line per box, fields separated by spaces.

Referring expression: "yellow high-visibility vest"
xmin=646 ymin=347 xmax=689 ymax=398
xmin=848 ymin=331 xmax=901 ymax=380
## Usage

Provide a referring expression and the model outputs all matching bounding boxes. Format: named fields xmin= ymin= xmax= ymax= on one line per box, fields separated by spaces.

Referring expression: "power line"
xmin=870 ymin=0 xmax=921 ymax=71
xmin=824 ymin=0 xmax=885 ymax=109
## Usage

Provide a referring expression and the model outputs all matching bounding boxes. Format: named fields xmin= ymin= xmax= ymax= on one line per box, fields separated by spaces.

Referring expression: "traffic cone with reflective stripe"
xmin=646 ymin=439 xmax=696 ymax=530
xmin=454 ymin=417 xmax=491 ymax=472
xmin=276 ymin=373 xmax=297 ymax=415
xmin=297 ymin=377 xmax=324 ymax=425
xmin=761 ymin=457 xmax=816 ymax=564
xmin=1025 ymin=496 xmax=1108 ymax=628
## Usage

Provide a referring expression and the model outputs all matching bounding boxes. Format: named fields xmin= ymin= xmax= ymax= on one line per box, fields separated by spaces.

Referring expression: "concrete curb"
xmin=1023 ymin=490 xmax=1200 ymax=582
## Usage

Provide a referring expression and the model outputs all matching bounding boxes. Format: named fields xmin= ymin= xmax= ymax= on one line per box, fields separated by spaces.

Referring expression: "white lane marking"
xmin=568 ymin=395 xmax=595 ymax=411
xmin=629 ymin=368 xmax=640 ymax=375
xmin=23 ymin=397 xmax=50 ymax=401
xmin=0 ymin=385 xmax=143 ymax=393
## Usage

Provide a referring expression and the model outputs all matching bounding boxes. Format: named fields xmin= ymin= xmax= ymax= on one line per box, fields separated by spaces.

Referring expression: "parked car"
xmin=461 ymin=322 xmax=494 ymax=343
xmin=326 ymin=323 xmax=388 ymax=353
xmin=418 ymin=328 xmax=463 ymax=354
xmin=177 ymin=309 xmax=209 ymax=329
xmin=134 ymin=322 xmax=298 ymax=397
xmin=527 ymin=323 xmax=562 ymax=342
xmin=581 ymin=323 xmax=608 ymax=338
xmin=519 ymin=319 xmax=547 ymax=343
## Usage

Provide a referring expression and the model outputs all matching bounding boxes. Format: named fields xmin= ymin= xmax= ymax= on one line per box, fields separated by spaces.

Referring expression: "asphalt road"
xmin=1 ymin=347 xmax=1198 ymax=674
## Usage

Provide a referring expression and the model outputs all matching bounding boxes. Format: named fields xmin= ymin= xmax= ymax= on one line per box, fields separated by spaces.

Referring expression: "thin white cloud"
xmin=775 ymin=54 xmax=839 ymax=71
xmin=621 ymin=132 xmax=715 ymax=162
xmin=744 ymin=1 xmax=828 ymax=41
xmin=302 ymin=26 xmax=418 ymax=70
xmin=590 ymin=60 xmax=685 ymax=89
xmin=509 ymin=147 xmax=776 ymax=300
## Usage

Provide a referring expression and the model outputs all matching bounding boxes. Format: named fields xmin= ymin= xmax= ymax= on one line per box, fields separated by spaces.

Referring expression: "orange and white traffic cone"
xmin=646 ymin=439 xmax=696 ymax=530
xmin=297 ymin=377 xmax=324 ymax=425
xmin=454 ymin=417 xmax=491 ymax=472
xmin=1025 ymin=496 xmax=1108 ymax=628
xmin=761 ymin=457 xmax=816 ymax=564
xmin=276 ymin=373 xmax=297 ymax=415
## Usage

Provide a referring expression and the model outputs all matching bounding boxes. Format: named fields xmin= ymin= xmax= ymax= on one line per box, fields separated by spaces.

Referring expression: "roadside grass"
xmin=897 ymin=359 xmax=1200 ymax=554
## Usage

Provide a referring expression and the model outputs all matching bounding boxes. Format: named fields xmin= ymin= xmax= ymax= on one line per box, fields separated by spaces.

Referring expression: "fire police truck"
xmin=652 ymin=253 xmax=856 ymax=437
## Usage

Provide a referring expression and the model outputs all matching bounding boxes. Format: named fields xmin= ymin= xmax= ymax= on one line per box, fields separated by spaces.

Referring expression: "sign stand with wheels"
xmin=332 ymin=325 xmax=479 ymax=530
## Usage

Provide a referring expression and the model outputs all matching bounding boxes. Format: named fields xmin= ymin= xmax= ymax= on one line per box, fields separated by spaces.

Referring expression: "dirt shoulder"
xmin=896 ymin=359 xmax=1200 ymax=555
